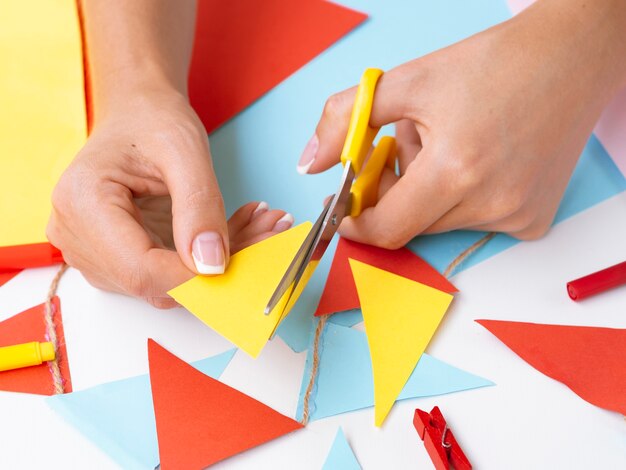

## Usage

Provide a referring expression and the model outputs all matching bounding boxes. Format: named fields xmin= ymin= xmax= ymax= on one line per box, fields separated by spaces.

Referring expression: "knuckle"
xmin=488 ymin=190 xmax=527 ymax=221
xmin=514 ymin=222 xmax=550 ymax=241
xmin=375 ymin=229 xmax=408 ymax=250
xmin=322 ymin=93 xmax=350 ymax=121
xmin=122 ymin=265 xmax=152 ymax=298
xmin=146 ymin=297 xmax=176 ymax=309
xmin=183 ymin=187 xmax=224 ymax=211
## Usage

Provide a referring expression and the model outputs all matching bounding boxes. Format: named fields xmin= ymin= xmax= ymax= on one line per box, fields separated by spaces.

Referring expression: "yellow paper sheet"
xmin=169 ymin=222 xmax=312 ymax=358
xmin=0 ymin=0 xmax=87 ymax=247
xmin=349 ymin=259 xmax=454 ymax=426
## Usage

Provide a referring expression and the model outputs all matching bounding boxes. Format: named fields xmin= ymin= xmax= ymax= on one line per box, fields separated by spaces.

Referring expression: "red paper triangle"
xmin=0 ymin=269 xmax=21 ymax=287
xmin=189 ymin=0 xmax=367 ymax=133
xmin=0 ymin=243 xmax=63 ymax=271
xmin=315 ymin=238 xmax=458 ymax=316
xmin=148 ymin=339 xmax=302 ymax=469
xmin=0 ymin=297 xmax=72 ymax=395
xmin=477 ymin=320 xmax=626 ymax=415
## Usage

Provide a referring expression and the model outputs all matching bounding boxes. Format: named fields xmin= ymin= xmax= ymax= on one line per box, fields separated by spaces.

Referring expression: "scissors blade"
xmin=264 ymin=163 xmax=355 ymax=315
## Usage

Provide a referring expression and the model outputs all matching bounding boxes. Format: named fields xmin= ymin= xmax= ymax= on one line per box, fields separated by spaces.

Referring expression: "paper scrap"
xmin=148 ymin=339 xmax=302 ymax=468
xmin=477 ymin=319 xmax=626 ymax=415
xmin=323 ymin=428 xmax=361 ymax=470
xmin=189 ymin=0 xmax=367 ymax=133
xmin=350 ymin=259 xmax=454 ymax=426
xmin=0 ymin=0 xmax=87 ymax=248
xmin=0 ymin=297 xmax=71 ymax=395
xmin=296 ymin=322 xmax=493 ymax=423
xmin=169 ymin=223 xmax=312 ymax=358
xmin=316 ymin=238 xmax=456 ymax=317
xmin=47 ymin=347 xmax=235 ymax=469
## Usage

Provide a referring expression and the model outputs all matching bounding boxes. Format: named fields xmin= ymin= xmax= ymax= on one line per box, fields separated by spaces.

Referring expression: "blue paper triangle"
xmin=47 ymin=348 xmax=236 ymax=469
xmin=323 ymin=428 xmax=361 ymax=470
xmin=296 ymin=322 xmax=493 ymax=422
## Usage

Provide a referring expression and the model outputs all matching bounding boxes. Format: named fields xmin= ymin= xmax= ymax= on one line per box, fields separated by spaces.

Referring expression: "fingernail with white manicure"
xmin=297 ymin=134 xmax=318 ymax=174
xmin=252 ymin=201 xmax=269 ymax=219
xmin=273 ymin=213 xmax=294 ymax=232
xmin=192 ymin=231 xmax=225 ymax=274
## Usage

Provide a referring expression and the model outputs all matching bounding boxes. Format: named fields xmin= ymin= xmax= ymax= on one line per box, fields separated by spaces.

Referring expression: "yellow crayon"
xmin=0 ymin=341 xmax=55 ymax=372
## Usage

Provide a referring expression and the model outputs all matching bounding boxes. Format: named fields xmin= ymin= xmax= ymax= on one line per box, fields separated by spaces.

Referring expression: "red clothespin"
xmin=413 ymin=406 xmax=472 ymax=470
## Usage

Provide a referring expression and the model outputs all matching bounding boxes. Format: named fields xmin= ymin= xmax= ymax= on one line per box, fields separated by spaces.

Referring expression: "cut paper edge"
xmin=0 ymin=297 xmax=72 ymax=395
xmin=322 ymin=428 xmax=361 ymax=470
xmin=296 ymin=322 xmax=493 ymax=423
xmin=169 ymin=223 xmax=312 ymax=358
xmin=350 ymin=259 xmax=454 ymax=426
xmin=477 ymin=319 xmax=626 ymax=415
xmin=190 ymin=0 xmax=367 ymax=134
xmin=315 ymin=237 xmax=456 ymax=317
xmin=47 ymin=347 xmax=235 ymax=469
xmin=148 ymin=339 xmax=302 ymax=468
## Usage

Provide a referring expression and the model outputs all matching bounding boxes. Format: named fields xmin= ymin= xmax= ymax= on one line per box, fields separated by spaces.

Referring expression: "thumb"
xmin=166 ymin=141 xmax=229 ymax=275
xmin=297 ymin=67 xmax=411 ymax=175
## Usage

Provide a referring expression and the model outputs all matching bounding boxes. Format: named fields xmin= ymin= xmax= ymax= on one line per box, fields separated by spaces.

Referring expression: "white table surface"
xmin=0 ymin=192 xmax=625 ymax=469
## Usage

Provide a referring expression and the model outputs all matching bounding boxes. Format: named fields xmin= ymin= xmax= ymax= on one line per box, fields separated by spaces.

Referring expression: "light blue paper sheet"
xmin=323 ymin=428 xmax=361 ymax=470
xmin=47 ymin=349 xmax=236 ymax=470
xmin=206 ymin=0 xmax=625 ymax=351
xmin=295 ymin=322 xmax=493 ymax=422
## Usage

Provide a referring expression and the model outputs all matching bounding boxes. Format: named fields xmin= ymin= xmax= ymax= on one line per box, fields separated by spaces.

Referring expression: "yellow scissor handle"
xmin=350 ymin=136 xmax=396 ymax=217
xmin=340 ymin=68 xmax=384 ymax=173
xmin=340 ymin=68 xmax=397 ymax=217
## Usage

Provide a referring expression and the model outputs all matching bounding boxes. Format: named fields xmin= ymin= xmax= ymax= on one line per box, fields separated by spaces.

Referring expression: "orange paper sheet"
xmin=477 ymin=320 xmax=626 ymax=415
xmin=0 ymin=297 xmax=72 ymax=395
xmin=148 ymin=339 xmax=302 ymax=468
xmin=316 ymin=238 xmax=457 ymax=316
xmin=189 ymin=0 xmax=367 ymax=133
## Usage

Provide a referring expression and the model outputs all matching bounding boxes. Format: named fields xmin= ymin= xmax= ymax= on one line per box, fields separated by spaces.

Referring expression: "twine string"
xmin=44 ymin=263 xmax=68 ymax=394
xmin=300 ymin=232 xmax=496 ymax=425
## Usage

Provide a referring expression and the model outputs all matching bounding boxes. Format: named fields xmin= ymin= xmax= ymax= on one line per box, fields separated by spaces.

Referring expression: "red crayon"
xmin=567 ymin=261 xmax=626 ymax=301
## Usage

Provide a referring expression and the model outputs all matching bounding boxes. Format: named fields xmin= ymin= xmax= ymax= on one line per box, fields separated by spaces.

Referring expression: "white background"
xmin=0 ymin=192 xmax=625 ymax=469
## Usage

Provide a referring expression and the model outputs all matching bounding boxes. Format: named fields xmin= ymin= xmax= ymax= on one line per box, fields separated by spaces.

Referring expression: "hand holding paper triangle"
xmin=169 ymin=223 xmax=312 ymax=358
xmin=349 ymin=259 xmax=454 ymax=426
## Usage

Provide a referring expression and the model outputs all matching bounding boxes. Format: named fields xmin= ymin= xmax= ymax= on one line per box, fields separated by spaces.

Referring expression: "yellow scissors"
xmin=265 ymin=68 xmax=397 ymax=315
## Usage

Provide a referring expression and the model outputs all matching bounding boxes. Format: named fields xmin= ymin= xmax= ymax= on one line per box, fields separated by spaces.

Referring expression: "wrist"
xmin=91 ymin=61 xmax=188 ymax=124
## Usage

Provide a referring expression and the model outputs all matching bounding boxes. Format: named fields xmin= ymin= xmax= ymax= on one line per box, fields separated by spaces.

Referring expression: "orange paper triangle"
xmin=477 ymin=320 xmax=626 ymax=415
xmin=315 ymin=238 xmax=457 ymax=316
xmin=148 ymin=339 xmax=302 ymax=468
xmin=0 ymin=269 xmax=20 ymax=287
xmin=189 ymin=0 xmax=367 ymax=133
xmin=0 ymin=297 xmax=72 ymax=395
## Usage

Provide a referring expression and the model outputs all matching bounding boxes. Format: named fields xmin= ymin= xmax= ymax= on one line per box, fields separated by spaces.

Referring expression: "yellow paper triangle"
xmin=348 ymin=258 xmax=454 ymax=426
xmin=169 ymin=222 xmax=312 ymax=358
xmin=0 ymin=0 xmax=87 ymax=247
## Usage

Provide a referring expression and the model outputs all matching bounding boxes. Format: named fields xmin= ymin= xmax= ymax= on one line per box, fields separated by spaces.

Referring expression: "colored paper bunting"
xmin=0 ymin=297 xmax=71 ymax=395
xmin=189 ymin=0 xmax=367 ymax=133
xmin=315 ymin=238 xmax=456 ymax=317
xmin=477 ymin=320 xmax=626 ymax=415
xmin=323 ymin=428 xmax=361 ymax=470
xmin=148 ymin=340 xmax=302 ymax=468
xmin=47 ymin=348 xmax=235 ymax=469
xmin=296 ymin=322 xmax=493 ymax=422
xmin=350 ymin=259 xmax=454 ymax=426
xmin=169 ymin=223 xmax=312 ymax=358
